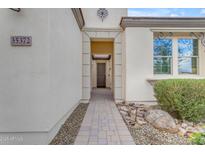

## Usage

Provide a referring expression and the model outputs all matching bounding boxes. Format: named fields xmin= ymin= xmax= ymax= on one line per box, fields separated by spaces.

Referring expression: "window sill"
xmin=147 ymin=75 xmax=205 ymax=85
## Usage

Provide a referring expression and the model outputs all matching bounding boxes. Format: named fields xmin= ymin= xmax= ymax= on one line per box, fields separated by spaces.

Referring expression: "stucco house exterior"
xmin=1 ymin=8 xmax=205 ymax=144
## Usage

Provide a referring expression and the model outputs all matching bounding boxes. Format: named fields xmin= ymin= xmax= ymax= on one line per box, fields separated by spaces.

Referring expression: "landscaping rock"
xmin=137 ymin=117 xmax=147 ymax=125
xmin=178 ymin=127 xmax=186 ymax=136
xmin=187 ymin=121 xmax=194 ymax=127
xmin=186 ymin=126 xmax=196 ymax=132
xmin=174 ymin=119 xmax=180 ymax=125
xmin=181 ymin=123 xmax=188 ymax=129
xmin=50 ymin=103 xmax=89 ymax=145
xmin=129 ymin=103 xmax=135 ymax=106
xmin=130 ymin=109 xmax=137 ymax=116
xmin=130 ymin=114 xmax=136 ymax=122
xmin=120 ymin=106 xmax=129 ymax=112
xmin=120 ymin=110 xmax=128 ymax=116
xmin=145 ymin=109 xmax=178 ymax=133
xmin=117 ymin=102 xmax=190 ymax=145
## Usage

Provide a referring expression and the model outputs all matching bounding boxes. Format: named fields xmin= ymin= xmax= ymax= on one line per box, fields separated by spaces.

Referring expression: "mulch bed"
xmin=50 ymin=103 xmax=89 ymax=145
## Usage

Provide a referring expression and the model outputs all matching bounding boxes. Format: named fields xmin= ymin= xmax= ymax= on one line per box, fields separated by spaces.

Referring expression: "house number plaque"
xmin=11 ymin=36 xmax=32 ymax=46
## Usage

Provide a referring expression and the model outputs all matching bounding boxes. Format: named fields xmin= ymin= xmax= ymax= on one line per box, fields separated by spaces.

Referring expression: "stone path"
xmin=75 ymin=88 xmax=135 ymax=145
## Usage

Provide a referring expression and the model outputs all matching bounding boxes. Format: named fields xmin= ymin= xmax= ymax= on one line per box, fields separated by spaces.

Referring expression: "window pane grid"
xmin=154 ymin=57 xmax=172 ymax=74
xmin=178 ymin=38 xmax=199 ymax=74
xmin=153 ymin=38 xmax=172 ymax=74
xmin=178 ymin=57 xmax=198 ymax=74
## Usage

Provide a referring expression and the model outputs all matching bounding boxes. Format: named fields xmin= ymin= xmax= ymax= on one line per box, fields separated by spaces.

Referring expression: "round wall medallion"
xmin=97 ymin=8 xmax=108 ymax=22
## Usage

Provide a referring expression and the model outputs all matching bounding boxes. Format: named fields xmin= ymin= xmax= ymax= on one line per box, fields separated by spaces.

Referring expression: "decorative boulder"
xmin=145 ymin=109 xmax=178 ymax=133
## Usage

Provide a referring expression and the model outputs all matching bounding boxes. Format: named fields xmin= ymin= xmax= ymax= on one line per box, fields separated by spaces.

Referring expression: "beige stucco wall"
xmin=0 ymin=8 xmax=82 ymax=144
xmin=48 ymin=8 xmax=82 ymax=142
xmin=82 ymin=8 xmax=127 ymax=28
xmin=0 ymin=9 xmax=50 ymax=134
xmin=125 ymin=28 xmax=155 ymax=102
xmin=125 ymin=27 xmax=205 ymax=103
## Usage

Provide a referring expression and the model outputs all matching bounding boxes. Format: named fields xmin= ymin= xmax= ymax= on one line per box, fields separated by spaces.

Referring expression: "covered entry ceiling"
xmin=91 ymin=40 xmax=113 ymax=60
xmin=91 ymin=41 xmax=113 ymax=54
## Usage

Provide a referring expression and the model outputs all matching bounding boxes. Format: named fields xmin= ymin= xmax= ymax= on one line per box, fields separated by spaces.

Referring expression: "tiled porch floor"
xmin=74 ymin=88 xmax=135 ymax=145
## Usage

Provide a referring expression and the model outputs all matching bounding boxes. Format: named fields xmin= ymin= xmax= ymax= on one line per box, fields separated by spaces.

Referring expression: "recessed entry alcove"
xmin=81 ymin=30 xmax=124 ymax=103
xmin=91 ymin=40 xmax=113 ymax=89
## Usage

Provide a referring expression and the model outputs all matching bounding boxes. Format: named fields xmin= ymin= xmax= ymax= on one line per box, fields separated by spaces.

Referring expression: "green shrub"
xmin=154 ymin=79 xmax=205 ymax=122
xmin=189 ymin=132 xmax=205 ymax=145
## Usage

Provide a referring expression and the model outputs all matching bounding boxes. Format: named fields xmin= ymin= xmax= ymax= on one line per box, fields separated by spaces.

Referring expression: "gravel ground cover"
xmin=50 ymin=103 xmax=89 ymax=145
xmin=128 ymin=123 xmax=190 ymax=145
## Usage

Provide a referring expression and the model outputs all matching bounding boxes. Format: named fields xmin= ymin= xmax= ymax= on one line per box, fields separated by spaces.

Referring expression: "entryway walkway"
xmin=75 ymin=88 xmax=135 ymax=145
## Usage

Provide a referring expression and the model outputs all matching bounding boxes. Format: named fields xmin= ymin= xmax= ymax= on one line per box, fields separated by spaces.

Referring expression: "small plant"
xmin=189 ymin=132 xmax=205 ymax=145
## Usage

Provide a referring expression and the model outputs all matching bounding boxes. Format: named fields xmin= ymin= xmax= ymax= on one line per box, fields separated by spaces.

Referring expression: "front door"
xmin=97 ymin=63 xmax=106 ymax=88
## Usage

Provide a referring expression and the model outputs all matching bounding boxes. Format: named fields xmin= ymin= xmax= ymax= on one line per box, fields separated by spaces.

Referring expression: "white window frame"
xmin=177 ymin=38 xmax=199 ymax=75
xmin=153 ymin=35 xmax=200 ymax=76
xmin=153 ymin=38 xmax=173 ymax=75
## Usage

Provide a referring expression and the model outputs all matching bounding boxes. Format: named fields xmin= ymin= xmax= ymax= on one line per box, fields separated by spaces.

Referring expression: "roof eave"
xmin=120 ymin=17 xmax=205 ymax=30
xmin=71 ymin=8 xmax=85 ymax=30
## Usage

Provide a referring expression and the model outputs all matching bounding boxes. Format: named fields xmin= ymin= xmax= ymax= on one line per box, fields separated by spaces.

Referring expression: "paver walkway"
xmin=75 ymin=88 xmax=135 ymax=145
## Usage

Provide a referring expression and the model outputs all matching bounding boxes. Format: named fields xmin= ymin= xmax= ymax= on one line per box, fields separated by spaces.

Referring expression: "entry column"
xmin=81 ymin=33 xmax=91 ymax=103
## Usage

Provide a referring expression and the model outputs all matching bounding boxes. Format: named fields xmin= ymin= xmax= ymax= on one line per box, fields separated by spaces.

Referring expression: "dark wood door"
xmin=97 ymin=63 xmax=106 ymax=88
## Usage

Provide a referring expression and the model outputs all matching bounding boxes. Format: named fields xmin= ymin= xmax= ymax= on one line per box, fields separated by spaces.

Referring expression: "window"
xmin=178 ymin=38 xmax=198 ymax=74
xmin=153 ymin=32 xmax=201 ymax=75
xmin=153 ymin=38 xmax=172 ymax=74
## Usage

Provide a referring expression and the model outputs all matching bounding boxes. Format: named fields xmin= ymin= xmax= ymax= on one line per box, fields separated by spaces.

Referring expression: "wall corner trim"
xmin=71 ymin=8 xmax=85 ymax=30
